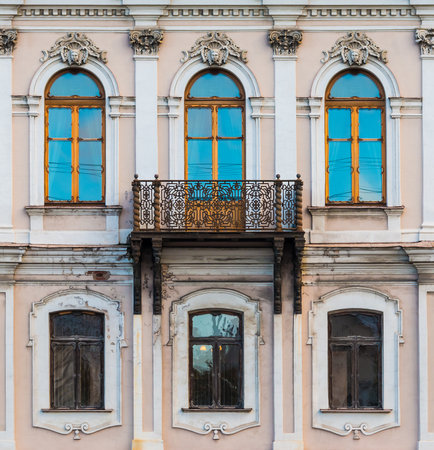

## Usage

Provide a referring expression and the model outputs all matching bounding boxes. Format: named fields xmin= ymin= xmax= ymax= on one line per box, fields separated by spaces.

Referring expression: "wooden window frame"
xmin=325 ymin=70 xmax=386 ymax=205
xmin=49 ymin=310 xmax=105 ymax=411
xmin=328 ymin=310 xmax=383 ymax=411
xmin=184 ymin=69 xmax=246 ymax=181
xmin=44 ymin=69 xmax=106 ymax=204
xmin=188 ymin=309 xmax=244 ymax=410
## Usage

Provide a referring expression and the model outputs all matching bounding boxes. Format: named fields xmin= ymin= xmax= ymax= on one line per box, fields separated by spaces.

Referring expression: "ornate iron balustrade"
xmin=132 ymin=176 xmax=303 ymax=232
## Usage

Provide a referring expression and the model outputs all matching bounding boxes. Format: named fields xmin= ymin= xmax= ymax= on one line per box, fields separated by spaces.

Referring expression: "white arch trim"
xmin=308 ymin=286 xmax=403 ymax=438
xmin=309 ymin=57 xmax=401 ymax=207
xmin=167 ymin=56 xmax=261 ymax=179
xmin=28 ymin=57 xmax=120 ymax=206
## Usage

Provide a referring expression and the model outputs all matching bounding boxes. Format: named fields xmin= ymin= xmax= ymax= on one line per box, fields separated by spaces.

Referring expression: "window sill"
xmin=26 ymin=205 xmax=122 ymax=217
xmin=308 ymin=205 xmax=404 ymax=217
xmin=41 ymin=408 xmax=114 ymax=413
xmin=181 ymin=407 xmax=252 ymax=413
xmin=320 ymin=409 xmax=392 ymax=414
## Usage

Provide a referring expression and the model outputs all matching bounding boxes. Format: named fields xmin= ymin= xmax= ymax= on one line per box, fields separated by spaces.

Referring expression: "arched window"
xmin=325 ymin=70 xmax=385 ymax=204
xmin=45 ymin=70 xmax=105 ymax=203
xmin=189 ymin=310 xmax=243 ymax=409
xmin=184 ymin=70 xmax=245 ymax=180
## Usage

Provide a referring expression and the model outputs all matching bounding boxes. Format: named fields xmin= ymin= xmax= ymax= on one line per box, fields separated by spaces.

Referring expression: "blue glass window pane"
xmin=48 ymin=108 xmax=71 ymax=138
xmin=359 ymin=109 xmax=382 ymax=139
xmin=328 ymin=141 xmax=352 ymax=202
xmin=48 ymin=141 xmax=72 ymax=201
xmin=328 ymin=109 xmax=351 ymax=139
xmin=330 ymin=73 xmax=380 ymax=98
xmin=188 ymin=140 xmax=212 ymax=179
xmin=188 ymin=108 xmax=212 ymax=137
xmin=218 ymin=108 xmax=242 ymax=137
xmin=49 ymin=72 xmax=101 ymax=97
xmin=79 ymin=141 xmax=102 ymax=201
xmin=189 ymin=72 xmax=240 ymax=98
xmin=218 ymin=140 xmax=242 ymax=180
xmin=359 ymin=141 xmax=383 ymax=202
xmin=79 ymin=108 xmax=102 ymax=139
xmin=192 ymin=313 xmax=240 ymax=337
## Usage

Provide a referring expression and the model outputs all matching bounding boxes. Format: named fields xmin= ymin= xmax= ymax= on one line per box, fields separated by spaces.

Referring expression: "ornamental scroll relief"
xmin=321 ymin=32 xmax=388 ymax=66
xmin=40 ymin=32 xmax=107 ymax=66
xmin=0 ymin=29 xmax=17 ymax=55
xmin=416 ymin=29 xmax=434 ymax=55
xmin=268 ymin=29 xmax=302 ymax=56
xmin=129 ymin=29 xmax=164 ymax=55
xmin=181 ymin=31 xmax=248 ymax=66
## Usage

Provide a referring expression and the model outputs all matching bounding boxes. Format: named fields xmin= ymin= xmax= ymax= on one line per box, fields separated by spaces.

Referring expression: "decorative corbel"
xmin=293 ymin=236 xmax=305 ymax=314
xmin=131 ymin=238 xmax=142 ymax=315
xmin=0 ymin=29 xmax=17 ymax=55
xmin=268 ymin=29 xmax=302 ymax=56
xmin=416 ymin=29 xmax=434 ymax=55
xmin=152 ymin=237 xmax=163 ymax=315
xmin=129 ymin=29 xmax=164 ymax=55
xmin=273 ymin=237 xmax=285 ymax=314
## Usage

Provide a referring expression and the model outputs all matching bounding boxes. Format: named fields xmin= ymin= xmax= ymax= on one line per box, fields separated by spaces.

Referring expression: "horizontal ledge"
xmin=320 ymin=409 xmax=392 ymax=414
xmin=41 ymin=408 xmax=114 ymax=413
xmin=181 ymin=408 xmax=252 ymax=413
xmin=26 ymin=205 xmax=122 ymax=217
xmin=308 ymin=205 xmax=404 ymax=217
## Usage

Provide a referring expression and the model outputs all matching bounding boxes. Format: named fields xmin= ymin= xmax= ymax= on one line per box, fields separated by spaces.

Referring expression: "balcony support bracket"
xmin=293 ymin=236 xmax=305 ymax=314
xmin=152 ymin=237 xmax=163 ymax=315
xmin=273 ymin=237 xmax=285 ymax=314
xmin=131 ymin=237 xmax=142 ymax=315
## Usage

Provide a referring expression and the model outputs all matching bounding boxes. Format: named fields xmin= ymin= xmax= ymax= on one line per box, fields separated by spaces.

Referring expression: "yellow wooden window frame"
xmin=325 ymin=71 xmax=386 ymax=205
xmin=184 ymin=70 xmax=245 ymax=180
xmin=44 ymin=70 xmax=105 ymax=204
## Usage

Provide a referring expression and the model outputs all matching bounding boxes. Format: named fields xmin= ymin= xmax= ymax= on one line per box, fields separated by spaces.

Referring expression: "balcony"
xmin=132 ymin=175 xmax=303 ymax=234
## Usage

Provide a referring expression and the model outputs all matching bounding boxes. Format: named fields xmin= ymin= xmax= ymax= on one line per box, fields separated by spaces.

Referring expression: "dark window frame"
xmin=188 ymin=309 xmax=243 ymax=410
xmin=49 ymin=310 xmax=105 ymax=410
xmin=328 ymin=309 xmax=383 ymax=410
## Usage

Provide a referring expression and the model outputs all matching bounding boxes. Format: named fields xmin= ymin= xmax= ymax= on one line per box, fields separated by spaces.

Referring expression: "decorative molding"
xmin=152 ymin=237 xmax=163 ymax=315
xmin=129 ymin=29 xmax=164 ymax=56
xmin=18 ymin=7 xmax=127 ymax=17
xmin=268 ymin=29 xmax=302 ymax=56
xmin=273 ymin=237 xmax=285 ymax=314
xmin=321 ymin=32 xmax=388 ymax=66
xmin=181 ymin=31 xmax=247 ymax=66
xmin=416 ymin=29 xmax=434 ymax=56
xmin=163 ymin=8 xmax=268 ymax=19
xmin=40 ymin=32 xmax=107 ymax=66
xmin=0 ymin=29 xmax=17 ymax=55
xmin=64 ymin=423 xmax=90 ymax=440
xmin=293 ymin=237 xmax=304 ymax=314
xmin=304 ymin=7 xmax=415 ymax=19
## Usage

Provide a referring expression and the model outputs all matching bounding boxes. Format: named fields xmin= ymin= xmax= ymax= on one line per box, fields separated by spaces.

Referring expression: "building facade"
xmin=0 ymin=1 xmax=433 ymax=449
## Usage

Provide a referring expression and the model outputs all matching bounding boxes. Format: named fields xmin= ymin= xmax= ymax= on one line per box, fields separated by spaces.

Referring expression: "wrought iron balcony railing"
xmin=132 ymin=175 xmax=303 ymax=233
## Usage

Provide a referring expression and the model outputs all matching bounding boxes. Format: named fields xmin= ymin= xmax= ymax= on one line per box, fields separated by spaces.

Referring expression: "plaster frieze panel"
xmin=268 ymin=29 xmax=302 ymax=56
xmin=129 ymin=29 xmax=164 ymax=55
xmin=181 ymin=31 xmax=248 ymax=66
xmin=40 ymin=32 xmax=107 ymax=66
xmin=0 ymin=29 xmax=17 ymax=55
xmin=321 ymin=32 xmax=388 ymax=66
xmin=416 ymin=29 xmax=434 ymax=55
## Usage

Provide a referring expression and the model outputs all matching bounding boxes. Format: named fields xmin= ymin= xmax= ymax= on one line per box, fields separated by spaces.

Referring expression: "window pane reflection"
xmin=48 ymin=141 xmax=72 ymax=201
xmin=79 ymin=141 xmax=103 ymax=201
xmin=189 ymin=72 xmax=240 ymax=98
xmin=49 ymin=108 xmax=71 ymax=138
xmin=52 ymin=343 xmax=75 ymax=408
xmin=328 ymin=142 xmax=352 ymax=202
xmin=79 ymin=343 xmax=103 ymax=408
xmin=79 ymin=108 xmax=102 ymax=139
xmin=192 ymin=313 xmax=240 ymax=337
xmin=49 ymin=72 xmax=101 ymax=97
xmin=191 ymin=344 xmax=213 ymax=406
xmin=328 ymin=109 xmax=351 ymax=139
xmin=358 ymin=344 xmax=380 ymax=407
xmin=218 ymin=140 xmax=242 ymax=180
xmin=359 ymin=142 xmax=383 ymax=202
xmin=359 ymin=109 xmax=382 ymax=139
xmin=218 ymin=108 xmax=242 ymax=137
xmin=329 ymin=72 xmax=380 ymax=98
xmin=188 ymin=108 xmax=212 ymax=137
xmin=219 ymin=344 xmax=241 ymax=407
xmin=188 ymin=140 xmax=212 ymax=179
xmin=330 ymin=345 xmax=352 ymax=408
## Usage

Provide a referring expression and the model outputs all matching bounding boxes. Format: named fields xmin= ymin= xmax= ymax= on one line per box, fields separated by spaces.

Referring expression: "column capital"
xmin=268 ymin=29 xmax=302 ymax=57
xmin=0 ymin=28 xmax=17 ymax=55
xmin=416 ymin=28 xmax=434 ymax=56
xmin=129 ymin=29 xmax=164 ymax=56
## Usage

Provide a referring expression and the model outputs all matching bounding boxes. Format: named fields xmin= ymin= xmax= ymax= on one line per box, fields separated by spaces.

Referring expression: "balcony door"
xmin=184 ymin=70 xmax=245 ymax=229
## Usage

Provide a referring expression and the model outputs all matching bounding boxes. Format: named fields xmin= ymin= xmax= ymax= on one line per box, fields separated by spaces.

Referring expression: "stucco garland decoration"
xmin=40 ymin=32 xmax=107 ymax=65
xmin=0 ymin=29 xmax=17 ymax=55
xmin=268 ymin=29 xmax=302 ymax=56
xmin=129 ymin=29 xmax=164 ymax=55
xmin=416 ymin=29 xmax=434 ymax=55
xmin=321 ymin=32 xmax=388 ymax=66
xmin=181 ymin=31 xmax=248 ymax=66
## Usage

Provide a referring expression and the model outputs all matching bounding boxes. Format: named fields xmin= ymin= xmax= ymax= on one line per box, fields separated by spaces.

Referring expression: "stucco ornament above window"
xmin=40 ymin=32 xmax=107 ymax=65
xmin=415 ymin=29 xmax=434 ymax=55
xmin=129 ymin=29 xmax=164 ymax=55
xmin=0 ymin=29 xmax=17 ymax=55
xmin=181 ymin=31 xmax=248 ymax=66
xmin=268 ymin=29 xmax=302 ymax=56
xmin=321 ymin=32 xmax=388 ymax=66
